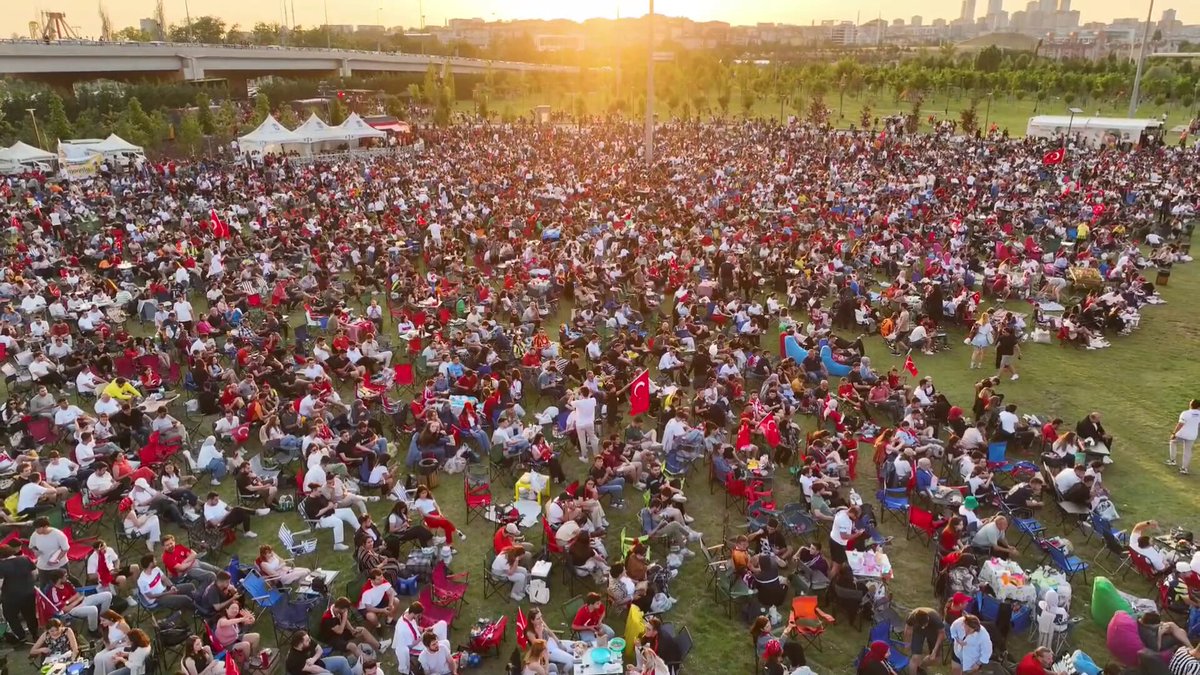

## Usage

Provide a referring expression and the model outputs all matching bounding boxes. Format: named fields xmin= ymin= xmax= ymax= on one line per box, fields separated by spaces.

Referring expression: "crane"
xmin=40 ymin=12 xmax=81 ymax=41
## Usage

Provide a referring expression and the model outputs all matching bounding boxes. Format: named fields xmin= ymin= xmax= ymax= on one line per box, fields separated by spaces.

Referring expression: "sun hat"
xmin=963 ymin=496 xmax=979 ymax=510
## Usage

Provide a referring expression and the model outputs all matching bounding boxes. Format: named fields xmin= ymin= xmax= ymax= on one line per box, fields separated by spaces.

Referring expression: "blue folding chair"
xmin=875 ymin=487 xmax=909 ymax=527
xmin=1037 ymin=537 xmax=1091 ymax=583
xmin=865 ymin=620 xmax=910 ymax=673
xmin=973 ymin=592 xmax=1033 ymax=635
xmin=240 ymin=570 xmax=285 ymax=617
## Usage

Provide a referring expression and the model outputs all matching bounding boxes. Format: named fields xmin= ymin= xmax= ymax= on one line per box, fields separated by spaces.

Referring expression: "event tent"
xmin=0 ymin=141 xmax=56 ymax=174
xmin=289 ymin=113 xmax=354 ymax=153
xmin=89 ymin=134 xmax=144 ymax=157
xmin=237 ymin=115 xmax=301 ymax=155
xmin=335 ymin=113 xmax=387 ymax=142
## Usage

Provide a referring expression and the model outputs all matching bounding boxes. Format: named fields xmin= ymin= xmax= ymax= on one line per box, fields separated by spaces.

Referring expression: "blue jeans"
xmin=207 ymin=458 xmax=228 ymax=480
xmin=464 ymin=428 xmax=491 ymax=452
xmin=319 ymin=655 xmax=359 ymax=675
xmin=578 ymin=624 xmax=616 ymax=644
xmin=597 ymin=479 xmax=625 ymax=503
xmin=503 ymin=438 xmax=530 ymax=457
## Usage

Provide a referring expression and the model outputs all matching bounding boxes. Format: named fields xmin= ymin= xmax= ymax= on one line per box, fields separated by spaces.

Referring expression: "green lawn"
xmin=461 ymin=91 xmax=1195 ymax=138
xmin=10 ymin=251 xmax=1200 ymax=675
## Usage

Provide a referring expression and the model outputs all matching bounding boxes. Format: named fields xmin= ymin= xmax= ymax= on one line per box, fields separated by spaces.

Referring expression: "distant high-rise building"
xmin=987 ymin=0 xmax=1004 ymax=15
xmin=911 ymin=15 xmax=923 ymax=26
xmin=932 ymin=18 xmax=948 ymax=28
xmin=1038 ymin=0 xmax=1056 ymax=12
xmin=139 ymin=18 xmax=160 ymax=36
xmin=892 ymin=18 xmax=905 ymax=27
xmin=1058 ymin=0 xmax=1070 ymax=12
xmin=960 ymin=0 xmax=977 ymax=23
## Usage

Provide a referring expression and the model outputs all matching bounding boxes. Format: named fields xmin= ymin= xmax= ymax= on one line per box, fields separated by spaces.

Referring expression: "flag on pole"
xmin=628 ymin=370 xmax=650 ymax=417
xmin=1042 ymin=148 xmax=1066 ymax=166
xmin=96 ymin=547 xmax=114 ymax=587
xmin=904 ymin=355 xmax=919 ymax=377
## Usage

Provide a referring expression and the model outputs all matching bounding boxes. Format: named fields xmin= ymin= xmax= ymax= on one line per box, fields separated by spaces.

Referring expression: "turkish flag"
xmin=628 ymin=370 xmax=650 ymax=417
xmin=1042 ymin=148 xmax=1065 ymax=166
xmin=904 ymin=355 xmax=919 ymax=377
xmin=758 ymin=416 xmax=782 ymax=448
xmin=97 ymin=549 xmax=113 ymax=587
xmin=226 ymin=652 xmax=241 ymax=675
xmin=210 ymin=209 xmax=230 ymax=239
xmin=736 ymin=420 xmax=752 ymax=450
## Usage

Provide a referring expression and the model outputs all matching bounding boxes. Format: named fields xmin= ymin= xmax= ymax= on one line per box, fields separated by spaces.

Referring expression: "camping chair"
xmin=906 ymin=503 xmax=946 ymax=546
xmin=482 ymin=553 xmax=511 ymax=600
xmin=418 ymin=585 xmax=457 ymax=627
xmin=787 ymin=595 xmax=835 ymax=651
xmin=830 ymin=580 xmax=870 ymax=631
xmin=277 ymin=523 xmax=318 ymax=562
xmin=699 ymin=536 xmax=731 ymax=588
xmin=1035 ymin=537 xmax=1089 ymax=583
xmin=393 ymin=363 xmax=416 ymax=396
xmin=973 ymin=591 xmax=1033 ymax=635
xmin=859 ymin=620 xmax=910 ymax=673
xmin=1127 ymin=548 xmax=1167 ymax=585
xmin=463 ymin=465 xmax=492 ymax=524
xmin=1001 ymin=502 xmax=1048 ymax=551
xmin=466 ymin=615 xmax=508 ymax=659
xmin=1095 ymin=527 xmax=1132 ymax=578
xmin=660 ymin=624 xmax=693 ymax=675
xmin=713 ymin=568 xmax=756 ymax=618
xmin=987 ymin=441 xmax=1039 ymax=486
xmin=779 ymin=503 xmax=818 ymax=540
xmin=875 ymin=487 xmax=910 ymax=527
xmin=239 ymin=570 xmax=285 ymax=617
xmin=559 ymin=594 xmax=587 ymax=638
xmin=266 ymin=592 xmax=324 ymax=647
xmin=791 ymin=557 xmax=831 ymax=595
xmin=430 ymin=561 xmax=469 ymax=612
xmin=63 ymin=493 xmax=104 ymax=535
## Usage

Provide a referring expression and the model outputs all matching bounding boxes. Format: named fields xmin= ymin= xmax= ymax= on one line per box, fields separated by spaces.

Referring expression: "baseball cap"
xmin=951 ymin=592 xmax=971 ymax=606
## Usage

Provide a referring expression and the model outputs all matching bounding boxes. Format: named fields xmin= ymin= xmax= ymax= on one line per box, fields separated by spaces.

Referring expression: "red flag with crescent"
xmin=1042 ymin=148 xmax=1065 ymax=166
xmin=628 ymin=369 xmax=650 ymax=417
xmin=758 ymin=415 xmax=781 ymax=448
xmin=736 ymin=419 xmax=752 ymax=450
xmin=210 ymin=209 xmax=229 ymax=239
xmin=904 ymin=355 xmax=919 ymax=377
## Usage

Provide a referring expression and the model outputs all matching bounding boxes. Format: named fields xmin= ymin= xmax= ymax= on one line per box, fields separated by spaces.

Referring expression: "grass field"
xmin=464 ymin=90 xmax=1197 ymax=138
xmin=8 ymin=249 xmax=1200 ymax=675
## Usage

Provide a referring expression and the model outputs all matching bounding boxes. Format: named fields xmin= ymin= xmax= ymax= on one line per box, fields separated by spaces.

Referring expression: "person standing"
xmin=967 ymin=314 xmax=994 ymax=370
xmin=0 ymin=544 xmax=39 ymax=644
xmin=1168 ymin=399 xmax=1200 ymax=476
xmin=570 ymin=387 xmax=599 ymax=462
xmin=994 ymin=327 xmax=1021 ymax=381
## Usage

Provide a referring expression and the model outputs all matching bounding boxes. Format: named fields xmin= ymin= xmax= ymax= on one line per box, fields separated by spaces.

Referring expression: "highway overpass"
xmin=0 ymin=40 xmax=576 ymax=91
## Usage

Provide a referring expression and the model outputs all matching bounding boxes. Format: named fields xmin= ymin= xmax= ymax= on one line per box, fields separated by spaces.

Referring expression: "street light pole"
xmin=183 ymin=0 xmax=193 ymax=42
xmin=1065 ymin=106 xmax=1082 ymax=148
xmin=643 ymin=0 xmax=655 ymax=168
xmin=1129 ymin=0 xmax=1155 ymax=116
xmin=984 ymin=92 xmax=993 ymax=133
xmin=323 ymin=0 xmax=331 ymax=48
xmin=26 ymin=108 xmax=45 ymax=149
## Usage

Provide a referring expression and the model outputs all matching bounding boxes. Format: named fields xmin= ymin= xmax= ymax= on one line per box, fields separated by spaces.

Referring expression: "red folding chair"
xmin=63 ymin=493 xmax=104 ymax=534
xmin=463 ymin=466 xmax=492 ymax=523
xmin=394 ymin=363 xmax=416 ymax=395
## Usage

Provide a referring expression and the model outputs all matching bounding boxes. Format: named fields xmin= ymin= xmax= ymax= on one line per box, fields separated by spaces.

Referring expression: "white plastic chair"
xmin=278 ymin=522 xmax=317 ymax=559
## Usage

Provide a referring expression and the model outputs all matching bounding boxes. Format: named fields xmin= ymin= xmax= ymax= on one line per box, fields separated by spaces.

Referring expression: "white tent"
xmin=237 ymin=115 xmax=301 ymax=155
xmin=288 ymin=113 xmax=353 ymax=154
xmin=90 ymin=133 xmax=144 ymax=157
xmin=335 ymin=113 xmax=387 ymax=142
xmin=0 ymin=141 xmax=56 ymax=175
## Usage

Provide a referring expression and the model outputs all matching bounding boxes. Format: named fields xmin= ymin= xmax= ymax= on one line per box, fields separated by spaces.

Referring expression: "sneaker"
xmin=457 ymin=531 xmax=467 ymax=541
xmin=366 ymin=496 xmax=381 ymax=502
xmin=687 ymin=531 xmax=703 ymax=542
xmin=334 ymin=543 xmax=350 ymax=551
xmin=683 ymin=515 xmax=695 ymax=524
xmin=610 ymin=502 xmax=626 ymax=510
xmin=681 ymin=549 xmax=696 ymax=558
xmin=635 ymin=482 xmax=646 ymax=491
xmin=579 ymin=455 xmax=589 ymax=463
xmin=1181 ymin=468 xmax=1190 ymax=475
xmin=1011 ymin=374 xmax=1020 ymax=381
xmin=210 ymin=479 xmax=222 ymax=486
xmin=255 ymin=508 xmax=271 ymax=516
xmin=379 ymin=639 xmax=392 ymax=651
xmin=1166 ymin=459 xmax=1178 ymax=466
xmin=244 ymin=531 xmax=258 ymax=538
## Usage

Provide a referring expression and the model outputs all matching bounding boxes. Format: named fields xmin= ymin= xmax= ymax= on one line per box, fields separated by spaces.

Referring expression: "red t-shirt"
xmin=1015 ymin=653 xmax=1048 ymax=675
xmin=493 ymin=529 xmax=515 ymax=555
xmin=573 ymin=604 xmax=604 ymax=629
xmin=162 ymin=545 xmax=193 ymax=577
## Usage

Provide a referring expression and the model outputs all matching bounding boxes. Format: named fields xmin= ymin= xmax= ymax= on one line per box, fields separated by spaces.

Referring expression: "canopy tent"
xmin=335 ymin=113 xmax=387 ymax=141
xmin=288 ymin=113 xmax=354 ymax=154
xmin=90 ymin=134 xmax=144 ymax=157
xmin=237 ymin=115 xmax=301 ymax=155
xmin=0 ymin=141 xmax=56 ymax=175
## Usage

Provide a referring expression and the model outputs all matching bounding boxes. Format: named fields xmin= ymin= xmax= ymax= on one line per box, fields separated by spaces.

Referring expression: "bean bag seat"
xmin=1092 ymin=576 xmax=1133 ymax=628
xmin=1107 ymin=611 xmax=1143 ymax=667
xmin=624 ymin=604 xmax=646 ymax=659
xmin=819 ymin=344 xmax=852 ymax=377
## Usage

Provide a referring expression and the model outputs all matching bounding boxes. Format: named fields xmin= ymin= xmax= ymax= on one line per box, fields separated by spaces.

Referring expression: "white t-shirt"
xmin=998 ymin=410 xmax=1019 ymax=434
xmin=1177 ymin=409 xmax=1200 ymax=441
xmin=573 ymin=396 xmax=597 ymax=427
xmin=28 ymin=528 xmax=69 ymax=570
xmin=18 ymin=482 xmax=52 ymax=512
xmin=203 ymin=500 xmax=231 ymax=524
xmin=831 ymin=509 xmax=855 ymax=546
xmin=417 ymin=640 xmax=454 ymax=675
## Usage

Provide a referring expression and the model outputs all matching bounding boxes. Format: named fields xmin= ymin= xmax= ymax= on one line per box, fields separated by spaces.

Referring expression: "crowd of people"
xmin=0 ymin=115 xmax=1196 ymax=675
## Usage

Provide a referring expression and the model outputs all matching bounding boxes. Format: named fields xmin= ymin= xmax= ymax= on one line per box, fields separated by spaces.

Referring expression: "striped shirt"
xmin=1171 ymin=647 xmax=1200 ymax=675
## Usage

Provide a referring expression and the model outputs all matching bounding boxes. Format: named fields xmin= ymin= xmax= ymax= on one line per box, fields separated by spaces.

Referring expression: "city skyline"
xmin=4 ymin=0 xmax=1190 ymax=39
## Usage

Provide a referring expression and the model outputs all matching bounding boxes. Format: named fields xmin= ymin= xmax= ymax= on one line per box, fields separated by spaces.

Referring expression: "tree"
xmin=251 ymin=22 xmax=281 ymax=45
xmin=45 ymin=93 xmax=73 ymax=144
xmin=113 ymin=26 xmax=152 ymax=42
xmin=423 ymin=64 xmax=440 ymax=104
xmin=115 ymin=97 xmax=153 ymax=147
xmin=168 ymin=16 xmax=226 ymax=43
xmin=278 ymin=104 xmax=300 ymax=128
xmin=253 ymin=94 xmax=271 ymax=124
xmin=195 ymin=92 xmax=215 ymax=134
xmin=406 ymin=84 xmax=421 ymax=101
xmin=329 ymin=97 xmax=348 ymax=125
xmin=859 ymin=102 xmax=873 ymax=129
xmin=974 ymin=46 xmax=1003 ymax=73
xmin=716 ymin=88 xmax=731 ymax=117
xmin=176 ymin=110 xmax=203 ymax=154
xmin=960 ymin=99 xmax=980 ymax=136
xmin=214 ymin=99 xmax=240 ymax=137
xmin=739 ymin=84 xmax=757 ymax=117
xmin=807 ymin=93 xmax=829 ymax=127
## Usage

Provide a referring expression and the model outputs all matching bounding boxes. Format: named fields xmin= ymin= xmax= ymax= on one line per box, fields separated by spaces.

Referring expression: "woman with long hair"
xmin=411 ymin=484 xmax=460 ymax=545
xmin=384 ymin=501 xmax=434 ymax=557
xmin=749 ymin=615 xmax=807 ymax=670
xmin=522 ymin=639 xmax=551 ymax=675
xmin=181 ymin=635 xmax=224 ymax=675
xmin=967 ymin=312 xmax=993 ymax=370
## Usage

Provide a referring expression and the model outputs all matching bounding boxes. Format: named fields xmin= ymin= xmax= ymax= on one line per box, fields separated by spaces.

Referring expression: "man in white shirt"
xmin=172 ymin=298 xmax=194 ymax=327
xmin=997 ymin=404 xmax=1020 ymax=439
xmin=569 ymin=388 xmax=599 ymax=462
xmin=657 ymin=349 xmax=684 ymax=385
xmin=417 ymin=634 xmax=458 ymax=675
xmin=394 ymin=604 xmax=449 ymax=673
xmin=28 ymin=518 xmax=70 ymax=576
xmin=1169 ymin=399 xmax=1200 ymax=475
xmin=29 ymin=355 xmax=66 ymax=389
xmin=906 ymin=323 xmax=929 ymax=353
xmin=52 ymin=398 xmax=88 ymax=429
xmin=960 ymin=420 xmax=987 ymax=451
xmin=1053 ymin=464 xmax=1084 ymax=498
xmin=829 ymin=504 xmax=862 ymax=582
xmin=94 ymin=392 xmax=121 ymax=416
xmin=201 ymin=492 xmax=269 ymax=538
xmin=136 ymin=559 xmax=196 ymax=611
xmin=20 ymin=292 xmax=46 ymax=314
xmin=1130 ymin=520 xmax=1173 ymax=572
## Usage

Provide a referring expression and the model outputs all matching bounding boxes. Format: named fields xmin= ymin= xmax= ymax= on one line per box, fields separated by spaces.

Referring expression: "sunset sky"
xmin=4 ymin=0 xmax=1187 ymax=39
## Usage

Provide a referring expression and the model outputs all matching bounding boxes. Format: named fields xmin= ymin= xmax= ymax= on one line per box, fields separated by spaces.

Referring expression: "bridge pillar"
xmin=181 ymin=56 xmax=205 ymax=81
xmin=339 ymin=59 xmax=352 ymax=78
